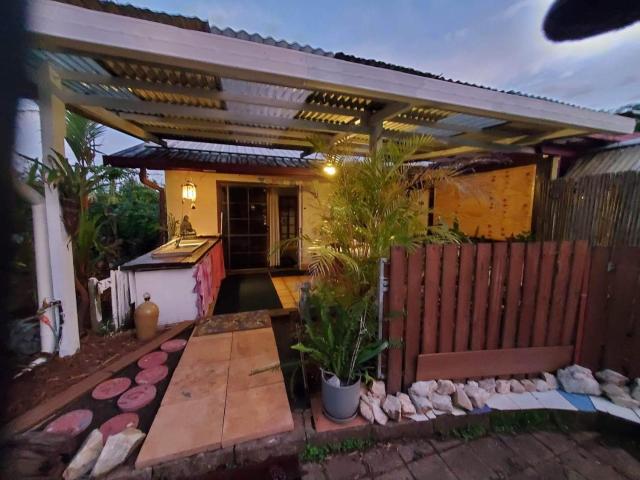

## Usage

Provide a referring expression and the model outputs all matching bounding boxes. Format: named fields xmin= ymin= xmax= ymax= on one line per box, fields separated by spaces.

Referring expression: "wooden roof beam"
xmin=119 ymin=113 xmax=323 ymax=140
xmin=145 ymin=126 xmax=315 ymax=148
xmin=69 ymin=104 xmax=164 ymax=145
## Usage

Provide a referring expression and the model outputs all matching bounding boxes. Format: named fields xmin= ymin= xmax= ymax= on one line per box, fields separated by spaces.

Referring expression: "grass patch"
xmin=490 ymin=410 xmax=554 ymax=434
xmin=300 ymin=437 xmax=374 ymax=463
xmin=451 ymin=424 xmax=489 ymax=441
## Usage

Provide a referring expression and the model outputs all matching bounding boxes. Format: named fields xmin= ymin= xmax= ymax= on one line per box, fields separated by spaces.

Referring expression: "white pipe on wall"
xmin=14 ymin=178 xmax=57 ymax=353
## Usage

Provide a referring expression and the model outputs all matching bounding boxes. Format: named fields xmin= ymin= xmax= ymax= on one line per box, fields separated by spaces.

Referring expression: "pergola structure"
xmin=24 ymin=0 xmax=636 ymax=355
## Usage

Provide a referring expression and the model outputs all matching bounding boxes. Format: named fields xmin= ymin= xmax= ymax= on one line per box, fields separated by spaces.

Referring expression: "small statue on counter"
xmin=180 ymin=215 xmax=197 ymax=237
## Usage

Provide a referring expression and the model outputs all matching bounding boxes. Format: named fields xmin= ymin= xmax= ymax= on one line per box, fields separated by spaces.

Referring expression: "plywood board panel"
xmin=434 ymin=165 xmax=535 ymax=240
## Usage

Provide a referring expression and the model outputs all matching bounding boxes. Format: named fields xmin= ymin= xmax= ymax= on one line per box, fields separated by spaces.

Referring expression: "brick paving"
xmin=301 ymin=430 xmax=640 ymax=480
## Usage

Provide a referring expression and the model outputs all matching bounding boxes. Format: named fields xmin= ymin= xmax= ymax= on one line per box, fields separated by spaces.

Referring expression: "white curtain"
xmin=268 ymin=189 xmax=280 ymax=267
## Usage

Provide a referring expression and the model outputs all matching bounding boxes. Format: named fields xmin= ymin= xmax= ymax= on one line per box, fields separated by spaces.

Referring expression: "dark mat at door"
xmin=213 ymin=273 xmax=282 ymax=314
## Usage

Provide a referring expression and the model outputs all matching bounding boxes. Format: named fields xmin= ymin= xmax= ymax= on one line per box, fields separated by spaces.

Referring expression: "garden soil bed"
xmin=3 ymin=330 xmax=143 ymax=423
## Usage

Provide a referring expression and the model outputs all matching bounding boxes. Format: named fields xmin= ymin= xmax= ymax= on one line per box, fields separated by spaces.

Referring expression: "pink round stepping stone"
xmin=99 ymin=413 xmax=139 ymax=442
xmin=45 ymin=409 xmax=93 ymax=437
xmin=135 ymin=364 xmax=168 ymax=385
xmin=91 ymin=377 xmax=132 ymax=400
xmin=160 ymin=339 xmax=187 ymax=353
xmin=137 ymin=351 xmax=167 ymax=369
xmin=117 ymin=384 xmax=156 ymax=412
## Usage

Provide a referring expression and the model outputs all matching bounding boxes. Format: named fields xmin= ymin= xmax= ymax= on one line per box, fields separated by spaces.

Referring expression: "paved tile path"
xmin=302 ymin=430 xmax=640 ymax=480
xmin=271 ymin=275 xmax=310 ymax=309
xmin=136 ymin=325 xmax=293 ymax=468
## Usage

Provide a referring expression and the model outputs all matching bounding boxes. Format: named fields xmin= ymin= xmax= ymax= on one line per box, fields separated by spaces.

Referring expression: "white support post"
xmin=38 ymin=65 xmax=80 ymax=357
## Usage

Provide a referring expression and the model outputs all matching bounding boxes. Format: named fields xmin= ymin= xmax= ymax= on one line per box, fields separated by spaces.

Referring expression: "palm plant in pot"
xmin=293 ymin=136 xmax=460 ymax=421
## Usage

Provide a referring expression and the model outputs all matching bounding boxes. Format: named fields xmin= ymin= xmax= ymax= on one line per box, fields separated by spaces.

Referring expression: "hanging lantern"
xmin=181 ymin=180 xmax=197 ymax=209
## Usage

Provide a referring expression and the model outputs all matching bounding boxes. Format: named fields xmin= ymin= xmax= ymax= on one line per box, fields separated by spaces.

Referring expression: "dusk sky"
xmin=15 ymin=0 xmax=640 ymax=165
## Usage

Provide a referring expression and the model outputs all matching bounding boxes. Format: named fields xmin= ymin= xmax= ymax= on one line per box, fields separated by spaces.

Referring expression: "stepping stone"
xmin=506 ymin=392 xmax=544 ymax=410
xmin=469 ymin=405 xmax=491 ymax=415
xmin=160 ymin=339 xmax=187 ymax=353
xmin=92 ymin=377 xmax=132 ymax=400
xmin=45 ymin=409 xmax=93 ymax=437
xmin=137 ymin=351 xmax=168 ymax=369
xmin=591 ymin=396 xmax=640 ymax=424
xmin=558 ymin=391 xmax=596 ymax=412
xmin=117 ymin=385 xmax=156 ymax=412
xmin=531 ymin=390 xmax=577 ymax=411
xmin=99 ymin=413 xmax=139 ymax=443
xmin=135 ymin=365 xmax=169 ymax=385
xmin=487 ymin=394 xmax=520 ymax=411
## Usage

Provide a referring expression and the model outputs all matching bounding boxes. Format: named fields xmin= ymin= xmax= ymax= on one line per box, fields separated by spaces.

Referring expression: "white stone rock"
xmin=509 ymin=379 xmax=526 ymax=393
xmin=631 ymin=379 xmax=640 ymax=402
xmin=520 ymin=379 xmax=537 ymax=392
xmin=479 ymin=378 xmax=496 ymax=395
xmin=533 ymin=379 xmax=550 ymax=392
xmin=409 ymin=380 xmax=437 ymax=399
xmin=609 ymin=395 xmax=640 ymax=409
xmin=370 ymin=380 xmax=386 ymax=399
xmin=63 ymin=429 xmax=103 ymax=480
xmin=557 ymin=365 xmax=601 ymax=396
xmin=397 ymin=392 xmax=416 ymax=417
xmin=464 ymin=382 xmax=489 ymax=409
xmin=453 ymin=384 xmax=473 ymax=411
xmin=601 ymin=383 xmax=640 ymax=408
xmin=496 ymin=380 xmax=511 ymax=394
xmin=407 ymin=413 xmax=430 ymax=422
xmin=409 ymin=391 xmax=433 ymax=414
xmin=371 ymin=401 xmax=388 ymax=425
xmin=542 ymin=372 xmax=558 ymax=390
xmin=431 ymin=393 xmax=453 ymax=413
xmin=359 ymin=399 xmax=375 ymax=424
xmin=595 ymin=369 xmax=629 ymax=387
xmin=382 ymin=394 xmax=402 ymax=421
xmin=326 ymin=374 xmax=341 ymax=388
xmin=436 ymin=379 xmax=456 ymax=396
xmin=91 ymin=428 xmax=145 ymax=478
xmin=601 ymin=383 xmax=627 ymax=398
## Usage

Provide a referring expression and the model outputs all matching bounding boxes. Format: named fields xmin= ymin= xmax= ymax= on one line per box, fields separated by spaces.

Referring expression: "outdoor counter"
xmin=121 ymin=237 xmax=225 ymax=325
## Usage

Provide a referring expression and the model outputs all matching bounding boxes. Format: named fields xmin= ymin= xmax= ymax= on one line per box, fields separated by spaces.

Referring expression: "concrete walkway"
xmin=302 ymin=429 xmax=640 ymax=480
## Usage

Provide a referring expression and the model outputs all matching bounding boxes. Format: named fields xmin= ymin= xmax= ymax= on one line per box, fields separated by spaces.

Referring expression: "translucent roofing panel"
xmin=437 ymin=113 xmax=506 ymax=130
xmin=220 ymin=78 xmax=311 ymax=121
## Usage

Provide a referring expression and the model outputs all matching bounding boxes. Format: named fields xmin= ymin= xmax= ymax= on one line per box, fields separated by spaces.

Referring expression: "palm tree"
xmin=305 ymin=135 xmax=460 ymax=305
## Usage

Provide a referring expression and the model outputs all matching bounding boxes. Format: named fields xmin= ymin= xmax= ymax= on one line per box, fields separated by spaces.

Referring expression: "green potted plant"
xmin=293 ymin=293 xmax=388 ymax=421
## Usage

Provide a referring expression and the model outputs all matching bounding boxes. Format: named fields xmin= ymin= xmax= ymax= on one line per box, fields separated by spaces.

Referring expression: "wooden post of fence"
xmin=88 ymin=277 xmax=102 ymax=333
xmin=386 ymin=246 xmax=407 ymax=394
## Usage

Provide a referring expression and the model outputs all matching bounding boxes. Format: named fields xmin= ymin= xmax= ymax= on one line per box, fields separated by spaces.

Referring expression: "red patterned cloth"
xmin=194 ymin=241 xmax=226 ymax=317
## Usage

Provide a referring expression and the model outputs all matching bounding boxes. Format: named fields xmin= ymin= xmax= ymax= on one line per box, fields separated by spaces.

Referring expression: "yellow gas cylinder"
xmin=134 ymin=293 xmax=159 ymax=341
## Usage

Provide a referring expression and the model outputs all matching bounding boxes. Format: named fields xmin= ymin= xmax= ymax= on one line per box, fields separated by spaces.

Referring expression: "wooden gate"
xmin=579 ymin=246 xmax=640 ymax=378
xmin=385 ymin=240 xmax=590 ymax=394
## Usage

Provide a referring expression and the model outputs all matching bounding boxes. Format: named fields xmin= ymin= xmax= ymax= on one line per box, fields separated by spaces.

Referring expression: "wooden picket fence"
xmin=384 ymin=241 xmax=640 ymax=393
xmin=384 ymin=240 xmax=590 ymax=394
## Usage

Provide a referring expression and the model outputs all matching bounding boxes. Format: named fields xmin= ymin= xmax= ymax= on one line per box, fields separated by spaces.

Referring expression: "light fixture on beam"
xmin=182 ymin=180 xmax=197 ymax=209
xmin=323 ymin=163 xmax=337 ymax=176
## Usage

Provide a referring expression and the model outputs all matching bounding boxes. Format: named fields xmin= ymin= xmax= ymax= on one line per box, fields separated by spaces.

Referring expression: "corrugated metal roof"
xmin=50 ymin=0 xmax=598 ymax=112
xmin=103 ymin=142 xmax=315 ymax=170
xmin=566 ymin=142 xmax=640 ymax=177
